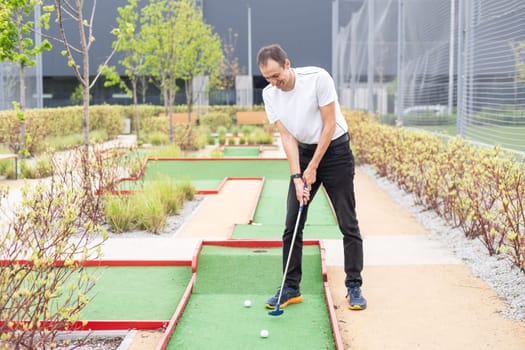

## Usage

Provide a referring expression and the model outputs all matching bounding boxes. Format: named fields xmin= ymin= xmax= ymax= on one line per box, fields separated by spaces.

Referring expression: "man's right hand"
xmin=294 ymin=179 xmax=310 ymax=205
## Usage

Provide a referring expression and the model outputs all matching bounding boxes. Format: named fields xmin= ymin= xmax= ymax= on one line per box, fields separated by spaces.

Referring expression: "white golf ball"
xmin=260 ymin=329 xmax=269 ymax=338
xmin=244 ymin=299 xmax=252 ymax=307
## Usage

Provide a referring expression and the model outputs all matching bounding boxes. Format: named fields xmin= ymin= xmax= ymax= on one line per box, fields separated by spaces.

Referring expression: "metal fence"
xmin=0 ymin=62 xmax=41 ymax=111
xmin=0 ymin=4 xmax=44 ymax=111
xmin=334 ymin=0 xmax=525 ymax=153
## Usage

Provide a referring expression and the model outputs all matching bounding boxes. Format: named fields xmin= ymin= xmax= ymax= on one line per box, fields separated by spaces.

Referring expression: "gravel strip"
xmin=360 ymin=164 xmax=525 ymax=322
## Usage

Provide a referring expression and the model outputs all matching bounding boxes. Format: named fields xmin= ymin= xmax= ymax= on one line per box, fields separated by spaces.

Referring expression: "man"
xmin=257 ymin=44 xmax=366 ymax=310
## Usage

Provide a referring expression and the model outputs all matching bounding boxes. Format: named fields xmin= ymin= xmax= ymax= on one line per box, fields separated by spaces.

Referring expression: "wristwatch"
xmin=291 ymin=173 xmax=302 ymax=179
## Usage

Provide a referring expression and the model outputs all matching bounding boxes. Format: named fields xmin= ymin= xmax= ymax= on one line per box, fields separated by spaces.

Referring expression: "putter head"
xmin=268 ymin=305 xmax=283 ymax=316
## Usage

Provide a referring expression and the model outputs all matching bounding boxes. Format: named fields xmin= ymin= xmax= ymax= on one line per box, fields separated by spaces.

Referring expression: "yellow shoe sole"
xmin=265 ymin=295 xmax=303 ymax=310
xmin=346 ymin=295 xmax=366 ymax=310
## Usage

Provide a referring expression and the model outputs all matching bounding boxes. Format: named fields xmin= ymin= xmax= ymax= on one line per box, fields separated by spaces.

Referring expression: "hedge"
xmin=347 ymin=110 xmax=525 ymax=273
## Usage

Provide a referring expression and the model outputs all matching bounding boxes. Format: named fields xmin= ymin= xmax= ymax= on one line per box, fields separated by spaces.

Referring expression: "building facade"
xmin=38 ymin=0 xmax=340 ymax=107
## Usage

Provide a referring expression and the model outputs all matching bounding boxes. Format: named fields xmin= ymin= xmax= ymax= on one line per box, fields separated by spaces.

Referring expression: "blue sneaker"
xmin=265 ymin=286 xmax=303 ymax=309
xmin=346 ymin=286 xmax=367 ymax=310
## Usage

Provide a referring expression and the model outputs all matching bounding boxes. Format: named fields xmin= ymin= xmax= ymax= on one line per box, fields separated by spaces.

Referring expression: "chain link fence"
xmin=334 ymin=0 xmax=525 ymax=153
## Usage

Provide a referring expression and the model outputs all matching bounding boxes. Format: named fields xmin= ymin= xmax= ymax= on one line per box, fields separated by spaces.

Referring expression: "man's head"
xmin=257 ymin=44 xmax=294 ymax=91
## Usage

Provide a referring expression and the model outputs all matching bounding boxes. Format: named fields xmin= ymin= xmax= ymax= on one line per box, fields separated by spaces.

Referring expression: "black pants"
xmin=282 ymin=138 xmax=363 ymax=290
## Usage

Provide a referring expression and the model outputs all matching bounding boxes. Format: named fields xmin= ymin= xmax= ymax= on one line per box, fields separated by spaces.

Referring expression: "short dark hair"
xmin=257 ymin=44 xmax=288 ymax=68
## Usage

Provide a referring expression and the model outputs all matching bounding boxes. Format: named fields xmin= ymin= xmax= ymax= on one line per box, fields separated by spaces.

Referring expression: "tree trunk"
xmin=163 ymin=73 xmax=174 ymax=144
xmin=17 ymin=18 xmax=26 ymax=159
xmin=18 ymin=63 xmax=26 ymax=156
xmin=185 ymin=78 xmax=193 ymax=124
xmin=132 ymin=78 xmax=140 ymax=141
xmin=79 ymin=4 xmax=91 ymax=153
xmin=140 ymin=75 xmax=147 ymax=104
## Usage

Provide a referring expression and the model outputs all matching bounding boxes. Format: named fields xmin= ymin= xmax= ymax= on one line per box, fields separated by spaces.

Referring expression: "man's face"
xmin=259 ymin=58 xmax=293 ymax=91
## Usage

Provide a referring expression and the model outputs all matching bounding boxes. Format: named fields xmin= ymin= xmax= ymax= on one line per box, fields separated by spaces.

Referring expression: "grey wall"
xmin=41 ymin=0 xmax=128 ymax=77
xmin=203 ymin=0 xmax=333 ymax=74
xmin=41 ymin=0 xmax=334 ymax=77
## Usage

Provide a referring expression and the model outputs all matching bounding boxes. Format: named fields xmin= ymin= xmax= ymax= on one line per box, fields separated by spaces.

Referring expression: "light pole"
xmin=247 ymin=2 xmax=252 ymax=78
xmin=34 ymin=2 xmax=43 ymax=108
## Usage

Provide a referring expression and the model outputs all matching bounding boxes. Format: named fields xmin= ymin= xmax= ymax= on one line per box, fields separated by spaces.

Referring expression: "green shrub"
xmin=19 ymin=155 xmax=53 ymax=179
xmin=231 ymin=125 xmax=240 ymax=137
xmin=33 ymin=154 xmax=53 ymax=178
xmin=128 ymin=157 xmax=145 ymax=178
xmin=145 ymin=176 xmax=184 ymax=215
xmin=141 ymin=116 xmax=169 ymax=134
xmin=345 ymin=109 xmax=525 ymax=273
xmin=89 ymin=129 xmax=109 ymax=144
xmin=176 ymin=179 xmax=196 ymax=201
xmin=250 ymin=127 xmax=273 ymax=144
xmin=199 ymin=112 xmax=233 ymax=132
xmin=148 ymin=132 xmax=169 ymax=146
xmin=0 ymin=159 xmax=16 ymax=179
xmin=148 ymin=144 xmax=182 ymax=158
xmin=210 ymin=147 xmax=223 ymax=158
xmin=206 ymin=134 xmax=216 ymax=145
xmin=241 ymin=125 xmax=254 ymax=136
xmin=135 ymin=191 xmax=166 ymax=234
xmin=104 ymin=195 xmax=136 ymax=233
xmin=104 ymin=176 xmax=195 ymax=234
xmin=217 ymin=126 xmax=228 ymax=137
xmin=19 ymin=159 xmax=34 ymax=179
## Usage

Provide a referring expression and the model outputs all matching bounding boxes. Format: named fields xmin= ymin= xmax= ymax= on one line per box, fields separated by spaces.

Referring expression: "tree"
xmin=218 ymin=28 xmax=245 ymax=105
xmin=0 ymin=0 xmax=52 ymax=158
xmin=141 ymin=0 xmax=223 ymax=143
xmin=140 ymin=0 xmax=179 ymax=143
xmin=174 ymin=0 xmax=223 ymax=121
xmin=51 ymin=0 xmax=120 ymax=151
xmin=103 ymin=0 xmax=147 ymax=141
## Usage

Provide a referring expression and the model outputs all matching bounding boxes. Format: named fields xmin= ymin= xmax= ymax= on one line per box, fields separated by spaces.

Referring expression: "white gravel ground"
xmin=360 ymin=165 xmax=525 ymax=322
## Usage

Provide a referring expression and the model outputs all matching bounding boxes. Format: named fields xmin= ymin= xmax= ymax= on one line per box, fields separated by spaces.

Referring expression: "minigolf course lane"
xmin=115 ymin=158 xmax=342 ymax=239
xmin=81 ymin=266 xmax=192 ymax=321
xmin=223 ymin=146 xmax=261 ymax=157
xmin=165 ymin=244 xmax=337 ymax=349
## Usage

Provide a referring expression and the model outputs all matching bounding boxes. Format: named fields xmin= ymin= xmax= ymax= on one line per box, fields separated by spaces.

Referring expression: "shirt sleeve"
xmin=263 ymin=89 xmax=279 ymax=124
xmin=316 ymin=69 xmax=337 ymax=107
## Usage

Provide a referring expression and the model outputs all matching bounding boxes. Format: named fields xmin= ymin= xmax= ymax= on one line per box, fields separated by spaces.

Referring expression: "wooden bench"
xmin=235 ymin=111 xmax=268 ymax=125
xmin=159 ymin=112 xmax=198 ymax=125
xmin=0 ymin=153 xmax=17 ymax=162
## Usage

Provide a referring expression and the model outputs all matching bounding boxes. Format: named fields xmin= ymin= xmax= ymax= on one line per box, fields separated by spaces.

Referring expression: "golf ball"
xmin=244 ymin=299 xmax=252 ymax=307
xmin=260 ymin=329 xmax=269 ymax=338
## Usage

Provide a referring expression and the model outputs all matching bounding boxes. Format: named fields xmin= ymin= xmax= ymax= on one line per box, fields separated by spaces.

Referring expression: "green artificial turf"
xmin=223 ymin=146 xmax=260 ymax=157
xmin=81 ymin=266 xmax=192 ymax=320
xmin=167 ymin=245 xmax=335 ymax=350
xmin=115 ymin=159 xmax=289 ymax=192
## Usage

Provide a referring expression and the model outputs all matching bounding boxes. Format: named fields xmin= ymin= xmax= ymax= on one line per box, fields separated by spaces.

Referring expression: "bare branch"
xmin=60 ymin=0 xmax=80 ymax=21
xmin=87 ymin=0 xmax=97 ymax=51
xmin=90 ymin=40 xmax=120 ymax=89
xmin=54 ymin=0 xmax=84 ymax=83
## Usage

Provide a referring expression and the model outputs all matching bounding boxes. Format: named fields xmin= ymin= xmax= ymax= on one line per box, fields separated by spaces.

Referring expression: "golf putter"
xmin=269 ymin=183 xmax=307 ymax=316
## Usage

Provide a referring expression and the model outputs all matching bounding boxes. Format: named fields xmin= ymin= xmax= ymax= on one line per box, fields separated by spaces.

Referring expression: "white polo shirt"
xmin=262 ymin=66 xmax=348 ymax=144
